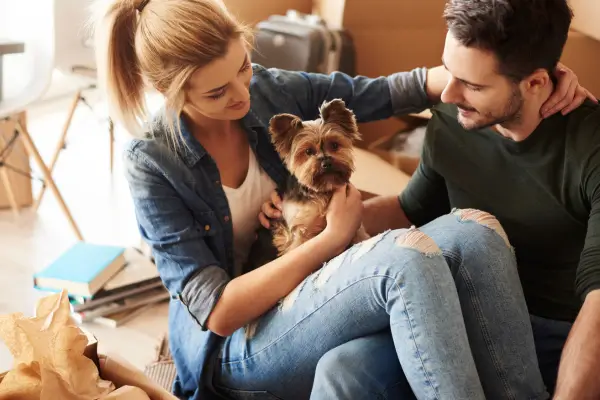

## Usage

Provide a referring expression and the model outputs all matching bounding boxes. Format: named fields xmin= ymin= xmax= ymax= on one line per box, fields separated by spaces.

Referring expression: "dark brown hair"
xmin=443 ymin=0 xmax=573 ymax=81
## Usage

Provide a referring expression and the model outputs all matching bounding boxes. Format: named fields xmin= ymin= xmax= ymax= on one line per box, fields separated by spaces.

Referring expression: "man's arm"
xmin=554 ymin=145 xmax=600 ymax=398
xmin=554 ymin=290 xmax=600 ymax=398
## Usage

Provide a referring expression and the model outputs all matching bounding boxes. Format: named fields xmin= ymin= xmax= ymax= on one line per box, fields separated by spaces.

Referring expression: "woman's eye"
xmin=240 ymin=61 xmax=251 ymax=73
xmin=209 ymin=91 xmax=225 ymax=100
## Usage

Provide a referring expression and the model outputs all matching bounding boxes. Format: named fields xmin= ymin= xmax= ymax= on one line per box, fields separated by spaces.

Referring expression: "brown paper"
xmin=0 ymin=289 xmax=115 ymax=399
xmin=103 ymin=386 xmax=151 ymax=400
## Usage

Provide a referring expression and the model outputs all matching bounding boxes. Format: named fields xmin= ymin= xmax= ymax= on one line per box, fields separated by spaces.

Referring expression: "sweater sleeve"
xmin=577 ymin=144 xmax=600 ymax=300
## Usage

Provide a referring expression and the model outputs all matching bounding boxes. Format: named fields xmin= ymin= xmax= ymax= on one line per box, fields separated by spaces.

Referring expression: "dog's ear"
xmin=268 ymin=113 xmax=304 ymax=158
xmin=319 ymin=99 xmax=361 ymax=142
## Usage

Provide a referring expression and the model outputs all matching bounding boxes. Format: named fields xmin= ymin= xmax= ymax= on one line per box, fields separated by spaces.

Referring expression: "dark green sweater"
xmin=400 ymin=100 xmax=600 ymax=322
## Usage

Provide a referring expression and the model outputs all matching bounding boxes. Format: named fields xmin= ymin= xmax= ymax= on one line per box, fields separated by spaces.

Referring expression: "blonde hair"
xmin=91 ymin=0 xmax=253 ymax=147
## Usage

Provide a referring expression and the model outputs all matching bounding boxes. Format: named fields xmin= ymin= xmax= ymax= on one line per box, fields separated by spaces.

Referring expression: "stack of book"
xmin=33 ymin=242 xmax=169 ymax=328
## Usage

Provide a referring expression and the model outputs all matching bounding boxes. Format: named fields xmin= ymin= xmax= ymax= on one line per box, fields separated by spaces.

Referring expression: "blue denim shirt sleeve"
xmin=123 ymin=144 xmax=229 ymax=331
xmin=260 ymin=66 xmax=431 ymax=122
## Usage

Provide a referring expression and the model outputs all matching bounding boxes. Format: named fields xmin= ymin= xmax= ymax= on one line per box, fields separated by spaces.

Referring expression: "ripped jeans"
xmin=211 ymin=210 xmax=548 ymax=400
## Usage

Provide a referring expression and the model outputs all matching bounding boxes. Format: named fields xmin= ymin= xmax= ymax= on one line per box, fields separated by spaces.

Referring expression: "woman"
xmin=92 ymin=1 xmax=593 ymax=399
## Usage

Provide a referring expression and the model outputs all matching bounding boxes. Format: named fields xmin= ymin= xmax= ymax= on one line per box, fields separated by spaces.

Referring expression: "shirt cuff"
xmin=387 ymin=67 xmax=433 ymax=116
xmin=180 ymin=265 xmax=230 ymax=331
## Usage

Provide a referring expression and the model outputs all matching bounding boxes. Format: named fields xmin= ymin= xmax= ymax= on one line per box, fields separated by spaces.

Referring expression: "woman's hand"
xmin=541 ymin=62 xmax=598 ymax=118
xmin=259 ymin=190 xmax=283 ymax=229
xmin=322 ymin=184 xmax=364 ymax=250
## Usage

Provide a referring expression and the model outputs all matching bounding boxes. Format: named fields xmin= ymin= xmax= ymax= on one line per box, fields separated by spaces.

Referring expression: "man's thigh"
xmin=530 ymin=315 xmax=573 ymax=395
xmin=311 ymin=330 xmax=416 ymax=400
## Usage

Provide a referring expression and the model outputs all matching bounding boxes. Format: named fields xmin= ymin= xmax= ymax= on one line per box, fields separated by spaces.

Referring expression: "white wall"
xmin=0 ymin=0 xmax=95 ymax=102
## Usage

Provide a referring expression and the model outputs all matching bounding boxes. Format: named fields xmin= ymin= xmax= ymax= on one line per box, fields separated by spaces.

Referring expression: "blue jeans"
xmin=211 ymin=210 xmax=548 ymax=400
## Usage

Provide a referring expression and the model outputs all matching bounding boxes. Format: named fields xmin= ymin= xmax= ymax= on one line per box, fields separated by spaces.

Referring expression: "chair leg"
xmin=109 ymin=118 xmax=114 ymax=173
xmin=16 ymin=120 xmax=83 ymax=241
xmin=33 ymin=90 xmax=81 ymax=211
xmin=0 ymin=167 xmax=19 ymax=217
xmin=0 ymin=134 xmax=19 ymax=217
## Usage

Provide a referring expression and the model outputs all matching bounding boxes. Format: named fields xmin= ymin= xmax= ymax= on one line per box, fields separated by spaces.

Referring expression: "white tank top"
xmin=223 ymin=146 xmax=277 ymax=276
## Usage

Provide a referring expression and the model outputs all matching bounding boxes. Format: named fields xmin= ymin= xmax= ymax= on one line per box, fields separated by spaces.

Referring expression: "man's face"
xmin=441 ymin=31 xmax=524 ymax=130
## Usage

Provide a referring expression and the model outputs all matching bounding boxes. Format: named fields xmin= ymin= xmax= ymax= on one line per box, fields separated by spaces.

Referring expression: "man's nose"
xmin=441 ymin=77 xmax=462 ymax=104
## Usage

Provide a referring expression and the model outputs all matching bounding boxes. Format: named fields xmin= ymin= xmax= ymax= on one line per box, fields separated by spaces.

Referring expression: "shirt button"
xmin=204 ymin=225 xmax=210 ymax=231
xmin=215 ymin=180 xmax=221 ymax=185
xmin=224 ymin=215 xmax=230 ymax=222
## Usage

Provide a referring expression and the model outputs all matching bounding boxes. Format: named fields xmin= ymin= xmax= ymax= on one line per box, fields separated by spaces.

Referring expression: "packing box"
xmin=561 ymin=31 xmax=600 ymax=98
xmin=570 ymin=0 xmax=600 ymax=42
xmin=313 ymin=0 xmax=448 ymax=31
xmin=223 ymin=0 xmax=312 ymax=26
xmin=351 ymin=147 xmax=411 ymax=199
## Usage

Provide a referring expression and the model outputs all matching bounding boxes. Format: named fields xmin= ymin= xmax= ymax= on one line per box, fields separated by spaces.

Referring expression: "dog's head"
xmin=268 ymin=99 xmax=361 ymax=193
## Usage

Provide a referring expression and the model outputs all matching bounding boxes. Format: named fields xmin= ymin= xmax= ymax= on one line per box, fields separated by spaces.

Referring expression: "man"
xmin=364 ymin=0 xmax=600 ymax=397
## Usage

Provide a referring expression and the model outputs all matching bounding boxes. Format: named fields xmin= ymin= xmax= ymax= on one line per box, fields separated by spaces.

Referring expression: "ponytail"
xmin=91 ymin=0 xmax=254 ymax=146
xmin=92 ymin=0 xmax=147 ymax=137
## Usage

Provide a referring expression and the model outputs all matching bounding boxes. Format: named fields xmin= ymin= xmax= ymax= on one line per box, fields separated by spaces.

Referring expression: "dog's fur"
xmin=267 ymin=99 xmax=370 ymax=256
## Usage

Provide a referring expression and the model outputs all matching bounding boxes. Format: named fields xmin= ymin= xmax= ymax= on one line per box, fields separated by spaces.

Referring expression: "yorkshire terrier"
xmin=268 ymin=98 xmax=370 ymax=256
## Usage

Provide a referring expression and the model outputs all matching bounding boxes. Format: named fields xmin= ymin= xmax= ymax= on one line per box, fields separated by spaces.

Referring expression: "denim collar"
xmin=173 ymin=106 xmax=267 ymax=168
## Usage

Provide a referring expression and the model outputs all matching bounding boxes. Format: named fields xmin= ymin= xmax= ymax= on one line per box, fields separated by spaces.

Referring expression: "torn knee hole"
xmin=453 ymin=208 xmax=510 ymax=248
xmin=395 ymin=228 xmax=441 ymax=256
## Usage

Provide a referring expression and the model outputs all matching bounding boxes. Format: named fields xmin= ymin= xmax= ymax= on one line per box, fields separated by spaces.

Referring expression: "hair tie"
xmin=137 ymin=0 xmax=150 ymax=12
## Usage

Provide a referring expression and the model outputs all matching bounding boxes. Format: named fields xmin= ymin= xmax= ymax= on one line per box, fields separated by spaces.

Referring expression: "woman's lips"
xmin=227 ymin=100 xmax=249 ymax=110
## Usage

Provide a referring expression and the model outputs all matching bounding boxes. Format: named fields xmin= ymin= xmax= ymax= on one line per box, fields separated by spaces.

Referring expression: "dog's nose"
xmin=321 ymin=159 xmax=332 ymax=170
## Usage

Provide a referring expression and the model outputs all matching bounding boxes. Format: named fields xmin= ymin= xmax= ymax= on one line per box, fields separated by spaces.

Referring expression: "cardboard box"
xmin=570 ymin=0 xmax=600 ymax=42
xmin=313 ymin=0 xmax=447 ymax=31
xmin=223 ymin=0 xmax=313 ymax=26
xmin=0 ymin=112 xmax=33 ymax=210
xmin=351 ymin=147 xmax=411 ymax=199
xmin=561 ymin=31 xmax=600 ymax=97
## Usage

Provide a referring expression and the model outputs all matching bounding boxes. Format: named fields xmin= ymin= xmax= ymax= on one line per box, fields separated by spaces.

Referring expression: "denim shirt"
xmin=123 ymin=64 xmax=431 ymax=399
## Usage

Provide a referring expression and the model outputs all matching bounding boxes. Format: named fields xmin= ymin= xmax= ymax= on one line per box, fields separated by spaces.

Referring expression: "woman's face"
xmin=185 ymin=38 xmax=253 ymax=121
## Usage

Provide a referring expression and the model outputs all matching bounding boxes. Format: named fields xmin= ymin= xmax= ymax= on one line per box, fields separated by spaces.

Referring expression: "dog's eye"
xmin=305 ymin=148 xmax=316 ymax=156
xmin=330 ymin=142 xmax=339 ymax=151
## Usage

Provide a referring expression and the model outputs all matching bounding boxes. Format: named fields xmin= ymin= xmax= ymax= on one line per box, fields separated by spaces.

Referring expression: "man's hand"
xmin=541 ymin=62 xmax=598 ymax=118
xmin=554 ymin=289 xmax=600 ymax=399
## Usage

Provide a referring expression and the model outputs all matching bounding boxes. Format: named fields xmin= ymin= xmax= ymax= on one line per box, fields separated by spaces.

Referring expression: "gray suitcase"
xmin=251 ymin=10 xmax=356 ymax=76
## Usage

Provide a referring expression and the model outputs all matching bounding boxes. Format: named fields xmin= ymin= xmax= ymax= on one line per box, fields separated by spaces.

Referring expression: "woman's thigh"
xmin=212 ymin=226 xmax=478 ymax=399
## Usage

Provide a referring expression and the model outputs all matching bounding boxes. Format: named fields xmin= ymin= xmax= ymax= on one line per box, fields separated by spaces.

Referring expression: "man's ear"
xmin=319 ymin=99 xmax=361 ymax=142
xmin=523 ymin=68 xmax=551 ymax=95
xmin=268 ymin=113 xmax=304 ymax=158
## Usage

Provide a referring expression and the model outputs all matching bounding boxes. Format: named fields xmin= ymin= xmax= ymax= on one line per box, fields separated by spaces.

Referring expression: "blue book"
xmin=33 ymin=242 xmax=126 ymax=299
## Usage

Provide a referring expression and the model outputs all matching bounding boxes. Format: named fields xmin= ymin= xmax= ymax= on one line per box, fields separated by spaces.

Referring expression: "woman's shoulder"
xmin=122 ymin=123 xmax=183 ymax=180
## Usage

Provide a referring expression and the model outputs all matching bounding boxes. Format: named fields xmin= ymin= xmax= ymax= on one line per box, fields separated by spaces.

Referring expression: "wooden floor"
xmin=0 ymin=90 xmax=168 ymax=373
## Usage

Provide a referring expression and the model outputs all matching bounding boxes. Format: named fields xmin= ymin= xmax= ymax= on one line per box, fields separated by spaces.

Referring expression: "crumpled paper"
xmin=0 ymin=289 xmax=118 ymax=399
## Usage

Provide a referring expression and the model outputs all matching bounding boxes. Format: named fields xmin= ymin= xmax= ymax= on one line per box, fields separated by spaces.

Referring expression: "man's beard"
xmin=456 ymin=87 xmax=524 ymax=130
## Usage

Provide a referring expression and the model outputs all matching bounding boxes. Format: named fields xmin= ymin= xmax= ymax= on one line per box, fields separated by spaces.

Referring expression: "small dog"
xmin=268 ymin=98 xmax=370 ymax=256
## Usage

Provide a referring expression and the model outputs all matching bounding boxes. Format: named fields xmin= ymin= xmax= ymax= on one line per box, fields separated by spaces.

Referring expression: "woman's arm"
xmin=263 ymin=65 xmax=432 ymax=123
xmin=264 ymin=61 xmax=594 ymax=127
xmin=207 ymin=184 xmax=364 ymax=337
xmin=125 ymin=148 xmax=362 ymax=337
